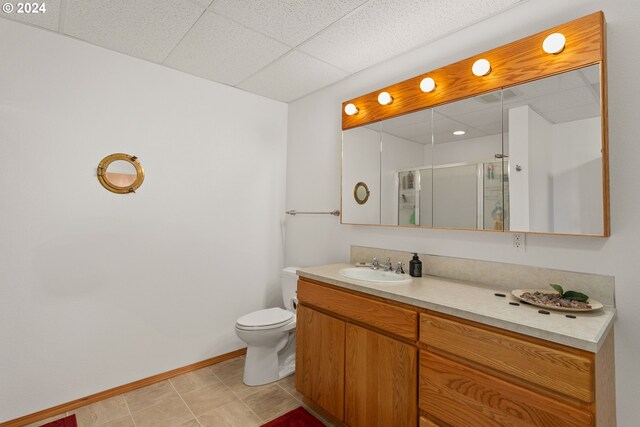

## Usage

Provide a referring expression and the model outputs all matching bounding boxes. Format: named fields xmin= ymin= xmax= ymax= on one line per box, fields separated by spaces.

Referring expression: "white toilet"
xmin=235 ymin=267 xmax=298 ymax=386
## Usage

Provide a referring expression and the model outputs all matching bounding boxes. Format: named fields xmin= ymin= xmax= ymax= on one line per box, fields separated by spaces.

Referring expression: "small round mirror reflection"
xmin=354 ymin=182 xmax=370 ymax=205
xmin=106 ymin=160 xmax=138 ymax=187
xmin=97 ymin=153 xmax=144 ymax=194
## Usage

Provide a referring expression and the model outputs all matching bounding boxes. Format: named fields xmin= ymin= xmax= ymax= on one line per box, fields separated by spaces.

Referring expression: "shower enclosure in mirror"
xmin=432 ymin=91 xmax=506 ymax=231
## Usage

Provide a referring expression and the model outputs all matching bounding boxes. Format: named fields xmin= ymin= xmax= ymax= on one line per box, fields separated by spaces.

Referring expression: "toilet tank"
xmin=281 ymin=267 xmax=299 ymax=312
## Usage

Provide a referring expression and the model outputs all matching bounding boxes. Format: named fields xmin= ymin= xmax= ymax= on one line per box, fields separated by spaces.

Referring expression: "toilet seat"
xmin=236 ymin=307 xmax=294 ymax=331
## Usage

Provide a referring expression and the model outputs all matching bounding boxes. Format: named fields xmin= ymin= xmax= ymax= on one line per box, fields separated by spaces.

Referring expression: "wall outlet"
xmin=513 ymin=233 xmax=526 ymax=252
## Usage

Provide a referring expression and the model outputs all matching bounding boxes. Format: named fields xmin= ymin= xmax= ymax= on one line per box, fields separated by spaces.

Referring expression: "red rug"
xmin=40 ymin=414 xmax=77 ymax=427
xmin=261 ymin=407 xmax=325 ymax=427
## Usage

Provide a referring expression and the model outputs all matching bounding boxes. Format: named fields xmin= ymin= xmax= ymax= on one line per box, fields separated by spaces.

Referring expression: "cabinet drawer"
xmin=420 ymin=313 xmax=593 ymax=402
xmin=420 ymin=350 xmax=593 ymax=427
xmin=298 ymin=279 xmax=417 ymax=340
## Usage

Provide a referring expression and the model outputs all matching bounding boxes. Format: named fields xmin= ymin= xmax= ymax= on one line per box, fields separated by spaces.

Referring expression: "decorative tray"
xmin=511 ymin=289 xmax=603 ymax=312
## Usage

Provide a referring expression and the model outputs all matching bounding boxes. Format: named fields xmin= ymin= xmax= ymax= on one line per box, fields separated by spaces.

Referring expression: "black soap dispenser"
xmin=409 ymin=253 xmax=422 ymax=277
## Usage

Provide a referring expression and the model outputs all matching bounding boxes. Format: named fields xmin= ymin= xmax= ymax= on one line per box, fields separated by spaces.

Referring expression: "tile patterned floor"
xmin=25 ymin=356 xmax=333 ymax=427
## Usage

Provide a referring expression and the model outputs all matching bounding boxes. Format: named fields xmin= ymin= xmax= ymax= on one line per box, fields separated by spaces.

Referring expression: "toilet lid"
xmin=236 ymin=307 xmax=294 ymax=328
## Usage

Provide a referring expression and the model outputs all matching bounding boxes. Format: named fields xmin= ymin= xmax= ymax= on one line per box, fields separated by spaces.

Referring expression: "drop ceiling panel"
xmin=385 ymin=130 xmax=431 ymax=145
xmin=165 ymin=13 xmax=290 ymax=86
xmin=543 ymin=104 xmax=601 ymax=124
xmin=211 ymin=0 xmax=368 ymax=47
xmin=299 ymin=0 xmax=520 ymax=73
xmin=434 ymin=116 xmax=489 ymax=136
xmin=434 ymin=93 xmax=503 ymax=119
xmin=63 ymin=0 xmax=206 ymax=62
xmin=381 ymin=110 xmax=431 ymax=131
xmin=0 ymin=0 xmax=61 ymax=31
xmin=383 ymin=123 xmax=431 ymax=144
xmin=2 ymin=0 xmax=529 ymax=102
xmin=449 ymin=109 xmax=502 ymax=128
xmin=434 ymin=128 xmax=488 ymax=145
xmin=527 ymin=87 xmax=598 ymax=122
xmin=238 ymin=50 xmax=348 ymax=102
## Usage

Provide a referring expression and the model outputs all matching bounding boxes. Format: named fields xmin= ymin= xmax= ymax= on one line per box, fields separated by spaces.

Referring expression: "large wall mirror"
xmin=342 ymin=64 xmax=606 ymax=236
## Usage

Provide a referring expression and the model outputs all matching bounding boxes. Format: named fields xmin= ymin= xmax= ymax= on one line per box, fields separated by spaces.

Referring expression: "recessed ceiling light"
xmin=543 ymin=33 xmax=566 ymax=54
xmin=453 ymin=130 xmax=466 ymax=136
xmin=377 ymin=91 xmax=393 ymax=105
xmin=344 ymin=103 xmax=358 ymax=115
xmin=472 ymin=59 xmax=491 ymax=77
xmin=420 ymin=77 xmax=436 ymax=93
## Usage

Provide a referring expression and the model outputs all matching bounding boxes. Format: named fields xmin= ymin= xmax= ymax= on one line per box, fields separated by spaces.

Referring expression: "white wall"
xmin=552 ymin=117 xmax=603 ymax=234
xmin=509 ymin=106 xmax=532 ymax=230
xmin=284 ymin=0 xmax=640 ymax=424
xmin=509 ymin=106 xmax=554 ymax=231
xmin=0 ymin=19 xmax=288 ymax=422
xmin=528 ymin=108 xmax=554 ymax=231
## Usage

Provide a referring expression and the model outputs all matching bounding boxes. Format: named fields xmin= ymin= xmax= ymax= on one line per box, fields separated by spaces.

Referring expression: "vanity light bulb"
xmin=420 ymin=77 xmax=436 ymax=93
xmin=472 ymin=59 xmax=491 ymax=77
xmin=543 ymin=32 xmax=566 ymax=54
xmin=344 ymin=103 xmax=359 ymax=116
xmin=377 ymin=91 xmax=393 ymax=105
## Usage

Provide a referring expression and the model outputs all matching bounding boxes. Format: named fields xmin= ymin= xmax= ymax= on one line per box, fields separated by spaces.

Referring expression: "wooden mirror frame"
xmin=97 ymin=153 xmax=145 ymax=194
xmin=340 ymin=11 xmax=609 ymax=237
xmin=354 ymin=182 xmax=370 ymax=205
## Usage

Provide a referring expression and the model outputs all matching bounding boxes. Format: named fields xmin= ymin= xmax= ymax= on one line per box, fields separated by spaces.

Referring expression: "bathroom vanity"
xmin=299 ymin=11 xmax=616 ymax=426
xmin=294 ymin=262 xmax=616 ymax=427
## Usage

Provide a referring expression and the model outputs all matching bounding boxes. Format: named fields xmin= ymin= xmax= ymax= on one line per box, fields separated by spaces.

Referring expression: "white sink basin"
xmin=339 ymin=267 xmax=413 ymax=284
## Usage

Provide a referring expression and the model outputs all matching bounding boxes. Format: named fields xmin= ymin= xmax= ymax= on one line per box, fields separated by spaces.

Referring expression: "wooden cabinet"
xmin=295 ymin=278 xmax=615 ymax=427
xmin=419 ymin=312 xmax=616 ymax=427
xmin=296 ymin=279 xmax=419 ymax=426
xmin=295 ymin=305 xmax=345 ymax=421
xmin=345 ymin=323 xmax=417 ymax=427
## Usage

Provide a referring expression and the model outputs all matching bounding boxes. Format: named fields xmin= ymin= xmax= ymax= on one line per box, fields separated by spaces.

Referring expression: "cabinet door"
xmin=345 ymin=323 xmax=417 ymax=427
xmin=295 ymin=305 xmax=345 ymax=421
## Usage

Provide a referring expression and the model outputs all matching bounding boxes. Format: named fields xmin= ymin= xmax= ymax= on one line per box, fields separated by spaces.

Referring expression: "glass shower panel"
xmin=433 ymin=164 xmax=478 ymax=228
xmin=432 ymin=90 xmax=504 ymax=230
xmin=419 ymin=168 xmax=433 ymax=227
xmin=483 ymin=161 xmax=508 ymax=230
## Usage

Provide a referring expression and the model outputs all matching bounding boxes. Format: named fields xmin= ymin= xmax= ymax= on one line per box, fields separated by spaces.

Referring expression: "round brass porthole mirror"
xmin=97 ymin=153 xmax=144 ymax=194
xmin=353 ymin=181 xmax=370 ymax=205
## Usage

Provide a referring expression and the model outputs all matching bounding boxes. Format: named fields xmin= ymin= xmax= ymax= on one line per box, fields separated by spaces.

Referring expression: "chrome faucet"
xmin=382 ymin=257 xmax=393 ymax=272
xmin=395 ymin=262 xmax=405 ymax=275
xmin=371 ymin=257 xmax=380 ymax=270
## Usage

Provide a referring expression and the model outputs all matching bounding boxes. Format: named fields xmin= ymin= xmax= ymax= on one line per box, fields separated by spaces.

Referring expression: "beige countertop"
xmin=297 ymin=263 xmax=616 ymax=353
